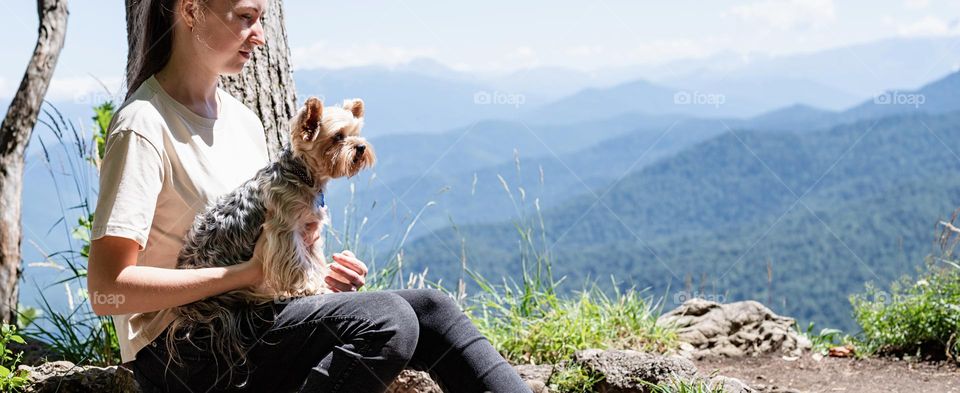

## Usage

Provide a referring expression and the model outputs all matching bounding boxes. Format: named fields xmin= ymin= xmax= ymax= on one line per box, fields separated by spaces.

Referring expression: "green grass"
xmin=548 ymin=362 xmax=603 ymax=393
xmin=849 ymin=213 xmax=960 ymax=362
xmin=469 ymin=280 xmax=677 ymax=365
xmin=640 ymin=377 xmax=727 ymax=393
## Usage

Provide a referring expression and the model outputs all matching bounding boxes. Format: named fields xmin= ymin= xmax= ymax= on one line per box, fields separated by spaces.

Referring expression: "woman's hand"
xmin=326 ymin=250 xmax=368 ymax=292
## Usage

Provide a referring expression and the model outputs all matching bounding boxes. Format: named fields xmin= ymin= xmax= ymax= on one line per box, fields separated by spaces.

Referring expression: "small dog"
xmin=165 ymin=97 xmax=375 ymax=372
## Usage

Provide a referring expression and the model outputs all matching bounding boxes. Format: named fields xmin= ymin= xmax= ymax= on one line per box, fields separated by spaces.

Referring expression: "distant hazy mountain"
xmin=294 ymin=66 xmax=522 ymax=137
xmin=656 ymin=36 xmax=960 ymax=99
xmin=292 ymin=35 xmax=960 ymax=137
xmin=401 ymin=111 xmax=960 ymax=331
xmin=346 ymin=69 xmax=960 ymax=242
xmin=841 ymin=70 xmax=960 ymax=120
xmin=334 ymin=115 xmax=732 ymax=242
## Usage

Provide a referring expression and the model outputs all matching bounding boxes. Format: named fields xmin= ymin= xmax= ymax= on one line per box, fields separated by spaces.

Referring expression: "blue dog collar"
xmin=315 ymin=192 xmax=325 ymax=209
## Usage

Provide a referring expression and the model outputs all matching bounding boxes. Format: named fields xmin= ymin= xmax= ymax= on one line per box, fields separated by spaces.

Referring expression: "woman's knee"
xmin=367 ymin=292 xmax=419 ymax=361
xmin=398 ymin=288 xmax=462 ymax=317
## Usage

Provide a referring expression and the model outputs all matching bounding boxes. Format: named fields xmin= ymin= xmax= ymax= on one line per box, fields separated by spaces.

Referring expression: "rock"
xmin=571 ymin=349 xmax=699 ymax=392
xmin=385 ymin=365 xmax=553 ymax=393
xmin=385 ymin=369 xmax=443 ymax=393
xmin=710 ymin=375 xmax=755 ymax=393
xmin=18 ymin=361 xmax=140 ymax=393
xmin=658 ymin=299 xmax=811 ymax=359
xmin=516 ymin=364 xmax=554 ymax=392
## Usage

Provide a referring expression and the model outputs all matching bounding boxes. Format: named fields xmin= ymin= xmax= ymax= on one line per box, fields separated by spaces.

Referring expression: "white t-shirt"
xmin=91 ymin=74 xmax=270 ymax=363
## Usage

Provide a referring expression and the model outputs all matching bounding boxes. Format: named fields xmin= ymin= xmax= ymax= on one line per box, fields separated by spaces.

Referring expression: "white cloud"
xmin=897 ymin=16 xmax=960 ymax=36
xmin=627 ymin=39 xmax=720 ymax=65
xmin=566 ymin=45 xmax=605 ymax=57
xmin=0 ymin=75 xmax=124 ymax=104
xmin=46 ymin=75 xmax=124 ymax=104
xmin=291 ymin=42 xmax=437 ymax=70
xmin=904 ymin=0 xmax=930 ymax=9
xmin=727 ymin=0 xmax=836 ymax=30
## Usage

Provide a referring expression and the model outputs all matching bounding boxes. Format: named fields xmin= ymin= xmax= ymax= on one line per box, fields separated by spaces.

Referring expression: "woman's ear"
xmin=179 ymin=0 xmax=202 ymax=31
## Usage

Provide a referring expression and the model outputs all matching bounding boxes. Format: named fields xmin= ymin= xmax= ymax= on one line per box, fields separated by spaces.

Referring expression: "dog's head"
xmin=290 ymin=96 xmax=376 ymax=180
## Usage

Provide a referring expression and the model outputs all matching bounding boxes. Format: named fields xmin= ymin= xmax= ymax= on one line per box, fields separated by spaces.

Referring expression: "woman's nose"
xmin=249 ymin=19 xmax=266 ymax=47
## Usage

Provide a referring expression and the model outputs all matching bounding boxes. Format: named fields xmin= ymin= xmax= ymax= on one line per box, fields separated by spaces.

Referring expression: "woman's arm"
xmin=87 ymin=235 xmax=263 ymax=316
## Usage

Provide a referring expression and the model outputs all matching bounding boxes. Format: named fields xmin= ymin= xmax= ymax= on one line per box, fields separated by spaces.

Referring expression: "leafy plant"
xmin=21 ymin=100 xmax=120 ymax=366
xmin=850 ymin=211 xmax=960 ymax=362
xmin=0 ymin=324 xmax=30 ymax=392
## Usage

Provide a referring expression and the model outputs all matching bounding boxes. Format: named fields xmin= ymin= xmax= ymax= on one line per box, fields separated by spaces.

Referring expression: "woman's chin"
xmin=221 ymin=62 xmax=248 ymax=76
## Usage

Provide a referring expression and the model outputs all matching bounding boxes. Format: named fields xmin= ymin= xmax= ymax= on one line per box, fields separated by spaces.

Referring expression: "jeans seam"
xmin=329 ymin=341 xmax=372 ymax=392
xmin=267 ymin=315 xmax=373 ymax=335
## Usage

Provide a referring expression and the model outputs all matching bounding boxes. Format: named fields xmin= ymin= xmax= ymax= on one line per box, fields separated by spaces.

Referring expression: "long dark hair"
xmin=126 ymin=0 xmax=190 ymax=100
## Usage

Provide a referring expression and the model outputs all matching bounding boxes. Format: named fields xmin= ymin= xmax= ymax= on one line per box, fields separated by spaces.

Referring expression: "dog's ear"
xmin=300 ymin=97 xmax=323 ymax=141
xmin=343 ymin=99 xmax=364 ymax=119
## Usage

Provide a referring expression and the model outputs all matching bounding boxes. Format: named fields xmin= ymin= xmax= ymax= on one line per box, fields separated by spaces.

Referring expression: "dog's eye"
xmin=333 ymin=133 xmax=344 ymax=142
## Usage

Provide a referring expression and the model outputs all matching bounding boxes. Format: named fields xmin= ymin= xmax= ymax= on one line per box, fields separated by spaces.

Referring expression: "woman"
xmin=86 ymin=0 xmax=531 ymax=391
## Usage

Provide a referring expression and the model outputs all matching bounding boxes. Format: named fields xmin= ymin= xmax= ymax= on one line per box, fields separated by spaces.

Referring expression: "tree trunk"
xmin=124 ymin=0 xmax=298 ymax=159
xmin=0 ymin=0 xmax=69 ymax=324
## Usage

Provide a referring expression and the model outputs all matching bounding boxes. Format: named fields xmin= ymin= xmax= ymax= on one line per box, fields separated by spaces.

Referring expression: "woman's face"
xmin=185 ymin=0 xmax=267 ymax=75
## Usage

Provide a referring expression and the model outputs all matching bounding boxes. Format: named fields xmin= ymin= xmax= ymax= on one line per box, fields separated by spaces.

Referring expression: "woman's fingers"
xmin=332 ymin=252 xmax=368 ymax=277
xmin=329 ymin=263 xmax=365 ymax=288
xmin=324 ymin=275 xmax=354 ymax=292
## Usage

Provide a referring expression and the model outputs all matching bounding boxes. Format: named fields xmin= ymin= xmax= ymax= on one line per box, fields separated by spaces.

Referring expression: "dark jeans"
xmin=127 ymin=289 xmax=530 ymax=393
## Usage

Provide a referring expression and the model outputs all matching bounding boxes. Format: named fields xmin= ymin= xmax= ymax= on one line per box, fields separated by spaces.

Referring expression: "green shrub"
xmin=851 ymin=271 xmax=960 ymax=360
xmin=0 ymin=324 xmax=30 ymax=392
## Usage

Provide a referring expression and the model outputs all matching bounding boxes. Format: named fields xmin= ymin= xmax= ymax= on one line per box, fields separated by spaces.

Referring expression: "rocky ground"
xmin=696 ymin=354 xmax=960 ymax=393
xmin=14 ymin=298 xmax=960 ymax=392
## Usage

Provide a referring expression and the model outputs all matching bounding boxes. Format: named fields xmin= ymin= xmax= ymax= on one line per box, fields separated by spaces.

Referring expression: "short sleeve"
xmin=91 ymin=130 xmax=164 ymax=250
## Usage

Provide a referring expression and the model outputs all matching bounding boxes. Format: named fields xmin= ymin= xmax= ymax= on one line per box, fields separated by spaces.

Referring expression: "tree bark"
xmin=0 ymin=0 xmax=69 ymax=324
xmin=124 ymin=0 xmax=298 ymax=159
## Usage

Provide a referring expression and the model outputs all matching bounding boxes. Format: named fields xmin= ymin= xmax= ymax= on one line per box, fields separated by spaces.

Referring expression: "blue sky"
xmin=1 ymin=0 xmax=959 ymax=102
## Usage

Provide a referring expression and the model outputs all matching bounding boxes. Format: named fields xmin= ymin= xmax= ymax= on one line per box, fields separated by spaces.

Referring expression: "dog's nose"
xmin=356 ymin=144 xmax=366 ymax=155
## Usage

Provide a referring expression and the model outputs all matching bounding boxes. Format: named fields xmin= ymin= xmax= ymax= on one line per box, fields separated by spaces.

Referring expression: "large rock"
xmin=572 ymin=349 xmax=698 ymax=392
xmin=384 ymin=365 xmax=552 ymax=393
xmin=567 ymin=349 xmax=753 ymax=393
xmin=18 ymin=361 xmax=140 ymax=393
xmin=657 ymin=299 xmax=811 ymax=360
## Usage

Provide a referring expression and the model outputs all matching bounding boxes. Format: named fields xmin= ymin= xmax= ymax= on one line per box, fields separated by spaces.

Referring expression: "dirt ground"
xmin=694 ymin=354 xmax=960 ymax=393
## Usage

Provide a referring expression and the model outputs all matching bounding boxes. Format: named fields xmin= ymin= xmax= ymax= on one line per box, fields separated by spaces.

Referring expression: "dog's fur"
xmin=166 ymin=97 xmax=375 ymax=374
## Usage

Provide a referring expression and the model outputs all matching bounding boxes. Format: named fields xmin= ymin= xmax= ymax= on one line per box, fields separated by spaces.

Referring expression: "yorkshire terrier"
xmin=166 ymin=97 xmax=375 ymax=373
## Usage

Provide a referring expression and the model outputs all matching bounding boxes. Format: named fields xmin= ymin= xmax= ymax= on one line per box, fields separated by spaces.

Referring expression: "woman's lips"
xmin=239 ymin=50 xmax=251 ymax=59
